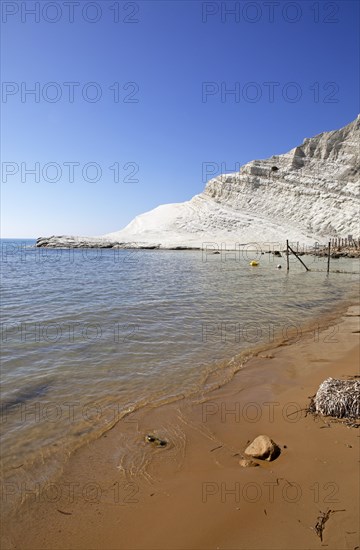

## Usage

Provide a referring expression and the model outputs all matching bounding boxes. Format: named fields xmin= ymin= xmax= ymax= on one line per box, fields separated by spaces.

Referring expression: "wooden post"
xmin=327 ymin=242 xmax=331 ymax=273
xmin=287 ymin=243 xmax=310 ymax=271
xmin=286 ymin=239 xmax=289 ymax=271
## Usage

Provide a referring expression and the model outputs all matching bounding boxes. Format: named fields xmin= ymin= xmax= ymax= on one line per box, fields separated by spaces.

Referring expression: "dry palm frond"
xmin=313 ymin=378 xmax=360 ymax=419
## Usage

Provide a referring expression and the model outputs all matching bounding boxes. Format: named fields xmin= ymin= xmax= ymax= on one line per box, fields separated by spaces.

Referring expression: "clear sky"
xmin=1 ymin=0 xmax=359 ymax=238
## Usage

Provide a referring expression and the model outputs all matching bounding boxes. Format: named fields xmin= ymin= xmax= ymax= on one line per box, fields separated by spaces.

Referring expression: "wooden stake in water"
xmin=327 ymin=242 xmax=331 ymax=273
xmin=286 ymin=240 xmax=289 ymax=271
xmin=287 ymin=242 xmax=310 ymax=271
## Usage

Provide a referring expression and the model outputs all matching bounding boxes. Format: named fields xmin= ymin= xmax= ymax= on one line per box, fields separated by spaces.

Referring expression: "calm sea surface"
xmin=1 ymin=239 xmax=359 ymax=497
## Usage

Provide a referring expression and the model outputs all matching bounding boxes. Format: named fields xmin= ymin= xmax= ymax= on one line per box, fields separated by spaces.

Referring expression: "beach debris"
xmin=210 ymin=445 xmax=223 ymax=452
xmin=313 ymin=378 xmax=360 ymax=419
xmin=277 ymin=264 xmax=282 ymax=269
xmin=10 ymin=464 xmax=24 ymax=470
xmin=285 ymin=406 xmax=308 ymax=418
xmin=244 ymin=435 xmax=281 ymax=461
xmin=57 ymin=509 xmax=73 ymax=516
xmin=249 ymin=260 xmax=259 ymax=266
xmin=313 ymin=508 xmax=346 ymax=541
xmin=239 ymin=458 xmax=259 ymax=468
xmin=145 ymin=434 xmax=168 ymax=447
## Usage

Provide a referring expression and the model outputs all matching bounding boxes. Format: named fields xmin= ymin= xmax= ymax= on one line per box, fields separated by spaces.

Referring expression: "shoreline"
xmin=2 ymin=301 xmax=359 ymax=549
xmin=1 ymin=298 xmax=357 ymax=495
xmin=1 ymin=250 xmax=358 ymax=523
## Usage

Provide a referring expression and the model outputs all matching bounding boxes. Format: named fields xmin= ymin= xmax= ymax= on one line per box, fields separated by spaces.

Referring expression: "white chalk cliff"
xmin=37 ymin=116 xmax=360 ymax=249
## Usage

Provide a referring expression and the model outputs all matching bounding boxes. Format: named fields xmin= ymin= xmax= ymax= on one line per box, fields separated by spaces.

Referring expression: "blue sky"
xmin=1 ymin=0 xmax=359 ymax=238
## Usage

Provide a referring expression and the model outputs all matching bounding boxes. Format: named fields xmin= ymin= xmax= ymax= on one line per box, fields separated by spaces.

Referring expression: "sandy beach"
xmin=2 ymin=303 xmax=359 ymax=550
xmin=3 ymin=1 xmax=359 ymax=549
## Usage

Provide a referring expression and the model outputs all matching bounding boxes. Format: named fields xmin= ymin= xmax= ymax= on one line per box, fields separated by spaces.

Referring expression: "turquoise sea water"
xmin=1 ymin=238 xmax=359 ymax=500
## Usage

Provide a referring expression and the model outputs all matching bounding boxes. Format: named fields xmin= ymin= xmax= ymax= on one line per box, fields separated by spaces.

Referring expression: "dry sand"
xmin=2 ymin=305 xmax=360 ymax=550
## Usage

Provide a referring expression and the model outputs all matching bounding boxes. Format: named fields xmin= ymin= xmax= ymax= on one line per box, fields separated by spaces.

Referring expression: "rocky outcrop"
xmin=37 ymin=116 xmax=360 ymax=249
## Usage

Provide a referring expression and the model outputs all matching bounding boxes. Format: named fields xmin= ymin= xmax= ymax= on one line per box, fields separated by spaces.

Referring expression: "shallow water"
xmin=1 ymin=239 xmax=359 ymax=496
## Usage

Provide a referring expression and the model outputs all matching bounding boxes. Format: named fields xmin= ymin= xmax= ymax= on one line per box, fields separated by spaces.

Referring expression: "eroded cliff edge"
xmin=37 ymin=116 xmax=360 ymax=249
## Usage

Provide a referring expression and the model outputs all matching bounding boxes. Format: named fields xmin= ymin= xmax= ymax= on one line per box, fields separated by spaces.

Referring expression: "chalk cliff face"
xmin=37 ymin=116 xmax=359 ymax=249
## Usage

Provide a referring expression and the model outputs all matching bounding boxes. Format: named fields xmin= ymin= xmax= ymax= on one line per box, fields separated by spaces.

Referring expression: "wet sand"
xmin=2 ymin=304 xmax=360 ymax=550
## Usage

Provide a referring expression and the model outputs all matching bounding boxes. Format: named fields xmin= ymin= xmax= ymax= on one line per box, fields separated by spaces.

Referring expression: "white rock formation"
xmin=37 ymin=116 xmax=360 ymax=249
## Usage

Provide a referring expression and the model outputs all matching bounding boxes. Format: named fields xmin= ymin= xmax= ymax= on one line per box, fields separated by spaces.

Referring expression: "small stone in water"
xmin=145 ymin=434 xmax=168 ymax=447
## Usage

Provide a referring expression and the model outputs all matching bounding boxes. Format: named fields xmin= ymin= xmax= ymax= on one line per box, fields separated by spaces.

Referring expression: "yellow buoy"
xmin=249 ymin=261 xmax=259 ymax=266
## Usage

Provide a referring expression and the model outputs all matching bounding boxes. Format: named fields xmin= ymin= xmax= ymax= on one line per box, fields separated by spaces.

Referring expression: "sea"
xmin=1 ymin=238 xmax=359 ymax=513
